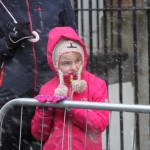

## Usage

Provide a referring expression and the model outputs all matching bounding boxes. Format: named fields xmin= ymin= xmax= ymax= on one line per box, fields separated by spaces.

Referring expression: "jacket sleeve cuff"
xmin=36 ymin=106 xmax=53 ymax=117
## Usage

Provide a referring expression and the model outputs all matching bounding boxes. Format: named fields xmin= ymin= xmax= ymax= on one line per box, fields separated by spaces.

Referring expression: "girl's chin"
xmin=63 ymin=72 xmax=77 ymax=76
xmin=65 ymin=72 xmax=77 ymax=75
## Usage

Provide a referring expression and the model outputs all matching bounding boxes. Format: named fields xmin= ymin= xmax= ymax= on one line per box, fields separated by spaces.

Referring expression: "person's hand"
xmin=5 ymin=22 xmax=34 ymax=49
xmin=34 ymin=95 xmax=69 ymax=103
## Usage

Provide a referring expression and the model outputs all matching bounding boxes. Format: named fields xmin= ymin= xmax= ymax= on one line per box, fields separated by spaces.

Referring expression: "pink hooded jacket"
xmin=31 ymin=27 xmax=110 ymax=150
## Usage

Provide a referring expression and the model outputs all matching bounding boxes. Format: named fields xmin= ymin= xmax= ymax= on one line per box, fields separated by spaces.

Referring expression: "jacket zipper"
xmin=68 ymin=76 xmax=94 ymax=150
xmin=37 ymin=5 xmax=44 ymax=32
xmin=26 ymin=0 xmax=37 ymax=96
xmin=68 ymin=75 xmax=74 ymax=150
xmin=0 ymin=61 xmax=5 ymax=87
xmin=89 ymin=134 xmax=94 ymax=150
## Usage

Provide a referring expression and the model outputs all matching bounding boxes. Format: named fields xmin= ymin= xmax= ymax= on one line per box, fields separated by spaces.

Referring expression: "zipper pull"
xmin=70 ymin=75 xmax=73 ymax=83
xmin=1 ymin=62 xmax=4 ymax=68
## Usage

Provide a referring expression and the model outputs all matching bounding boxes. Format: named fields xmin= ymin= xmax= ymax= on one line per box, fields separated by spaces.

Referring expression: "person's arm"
xmin=31 ymin=106 xmax=53 ymax=141
xmin=67 ymin=81 xmax=110 ymax=134
xmin=0 ymin=22 xmax=34 ymax=60
xmin=60 ymin=0 xmax=77 ymax=31
xmin=0 ymin=28 xmax=15 ymax=59
xmin=31 ymin=87 xmax=54 ymax=141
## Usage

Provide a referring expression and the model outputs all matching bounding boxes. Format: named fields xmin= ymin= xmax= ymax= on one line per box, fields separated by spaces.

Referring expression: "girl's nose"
xmin=71 ymin=64 xmax=78 ymax=71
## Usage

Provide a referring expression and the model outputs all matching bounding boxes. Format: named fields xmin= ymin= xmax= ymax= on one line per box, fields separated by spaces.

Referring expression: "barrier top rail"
xmin=0 ymin=98 xmax=150 ymax=120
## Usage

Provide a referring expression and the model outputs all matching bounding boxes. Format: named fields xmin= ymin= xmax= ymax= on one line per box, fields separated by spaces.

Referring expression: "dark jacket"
xmin=0 ymin=0 xmax=77 ymax=102
xmin=0 ymin=0 xmax=77 ymax=149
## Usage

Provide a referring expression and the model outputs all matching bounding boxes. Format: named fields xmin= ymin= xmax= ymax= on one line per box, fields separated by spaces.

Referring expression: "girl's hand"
xmin=34 ymin=95 xmax=69 ymax=103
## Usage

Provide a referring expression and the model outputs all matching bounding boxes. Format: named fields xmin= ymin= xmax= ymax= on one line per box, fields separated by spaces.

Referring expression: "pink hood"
xmin=47 ymin=27 xmax=88 ymax=74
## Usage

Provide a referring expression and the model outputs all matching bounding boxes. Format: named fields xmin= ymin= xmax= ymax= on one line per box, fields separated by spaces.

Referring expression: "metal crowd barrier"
xmin=0 ymin=98 xmax=150 ymax=150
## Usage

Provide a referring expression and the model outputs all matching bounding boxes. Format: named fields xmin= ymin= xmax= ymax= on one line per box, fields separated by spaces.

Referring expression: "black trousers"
xmin=0 ymin=106 xmax=40 ymax=150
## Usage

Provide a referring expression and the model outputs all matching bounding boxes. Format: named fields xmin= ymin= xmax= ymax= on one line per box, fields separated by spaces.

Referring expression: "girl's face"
xmin=58 ymin=52 xmax=82 ymax=74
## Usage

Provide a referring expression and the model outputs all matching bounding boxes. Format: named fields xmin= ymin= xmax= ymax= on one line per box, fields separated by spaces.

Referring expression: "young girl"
xmin=31 ymin=27 xmax=110 ymax=150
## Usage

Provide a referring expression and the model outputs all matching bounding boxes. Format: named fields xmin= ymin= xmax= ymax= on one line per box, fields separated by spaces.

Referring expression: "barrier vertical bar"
xmin=103 ymin=0 xmax=109 ymax=149
xmin=89 ymin=0 xmax=93 ymax=73
xmin=80 ymin=0 xmax=84 ymax=42
xmin=103 ymin=0 xmax=108 ymax=84
xmin=110 ymin=0 xmax=114 ymax=52
xmin=147 ymin=0 xmax=150 ymax=146
xmin=73 ymin=0 xmax=78 ymax=30
xmin=132 ymin=0 xmax=140 ymax=149
xmin=96 ymin=0 xmax=100 ymax=51
xmin=117 ymin=0 xmax=124 ymax=149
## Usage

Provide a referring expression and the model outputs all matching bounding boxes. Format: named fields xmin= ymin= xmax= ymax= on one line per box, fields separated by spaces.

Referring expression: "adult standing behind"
xmin=0 ymin=0 xmax=77 ymax=149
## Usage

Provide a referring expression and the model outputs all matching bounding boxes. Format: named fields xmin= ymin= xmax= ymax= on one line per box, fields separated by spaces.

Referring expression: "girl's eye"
xmin=75 ymin=59 xmax=81 ymax=63
xmin=63 ymin=62 xmax=70 ymax=65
